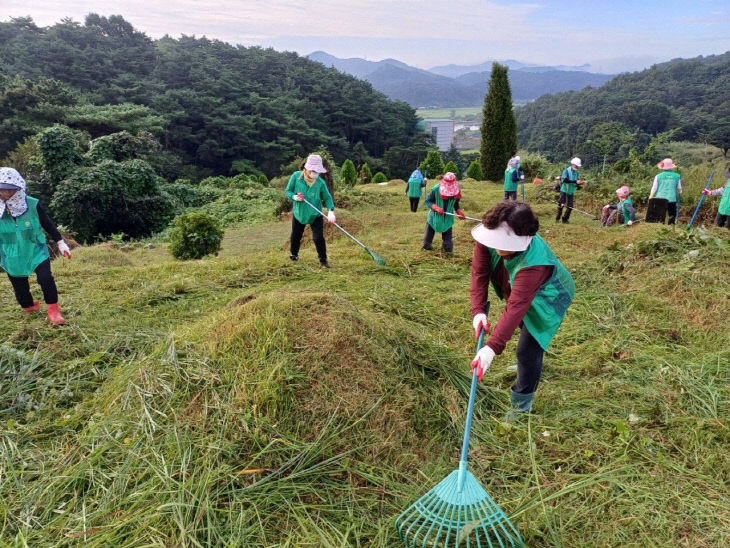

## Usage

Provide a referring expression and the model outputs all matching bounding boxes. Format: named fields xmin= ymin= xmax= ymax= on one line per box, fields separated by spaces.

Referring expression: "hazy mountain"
xmin=307 ymin=51 xmax=615 ymax=107
xmin=429 ymin=60 xmax=595 ymax=78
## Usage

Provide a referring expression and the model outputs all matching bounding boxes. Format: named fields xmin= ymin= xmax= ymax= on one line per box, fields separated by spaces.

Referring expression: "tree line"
xmin=0 ymin=14 xmax=431 ymax=180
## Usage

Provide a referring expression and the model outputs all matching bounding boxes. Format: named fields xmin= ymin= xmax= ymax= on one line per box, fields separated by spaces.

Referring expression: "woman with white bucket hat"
xmin=469 ymin=201 xmax=575 ymax=419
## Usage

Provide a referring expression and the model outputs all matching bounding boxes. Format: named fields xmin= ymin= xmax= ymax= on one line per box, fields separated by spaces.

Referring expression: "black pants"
xmin=504 ymin=190 xmax=517 ymax=201
xmin=7 ymin=258 xmax=58 ymax=308
xmin=422 ymin=223 xmax=453 ymax=252
xmin=667 ymin=201 xmax=678 ymax=224
xmin=512 ymin=327 xmax=544 ymax=394
xmin=556 ymin=192 xmax=574 ymax=222
xmin=290 ymin=216 xmax=327 ymax=262
xmin=714 ymin=212 xmax=730 ymax=229
xmin=409 ymin=197 xmax=420 ymax=212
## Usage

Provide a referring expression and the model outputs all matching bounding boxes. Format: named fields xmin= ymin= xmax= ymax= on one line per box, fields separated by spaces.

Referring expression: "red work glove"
xmin=431 ymin=204 xmax=444 ymax=215
xmin=294 ymin=192 xmax=304 ymax=201
xmin=470 ymin=346 xmax=495 ymax=382
xmin=701 ymin=188 xmax=710 ymax=196
xmin=472 ymin=314 xmax=491 ymax=339
xmin=456 ymin=209 xmax=466 ymax=220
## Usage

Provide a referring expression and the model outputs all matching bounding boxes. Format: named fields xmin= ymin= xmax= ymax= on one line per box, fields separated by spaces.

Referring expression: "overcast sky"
xmin=3 ymin=1 xmax=729 ymax=73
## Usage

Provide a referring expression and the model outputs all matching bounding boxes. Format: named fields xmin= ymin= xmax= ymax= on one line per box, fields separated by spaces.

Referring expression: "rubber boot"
xmin=505 ymin=389 xmax=535 ymax=422
xmin=23 ymin=301 xmax=41 ymax=314
xmin=47 ymin=303 xmax=66 ymax=325
xmin=555 ymin=207 xmax=563 ymax=222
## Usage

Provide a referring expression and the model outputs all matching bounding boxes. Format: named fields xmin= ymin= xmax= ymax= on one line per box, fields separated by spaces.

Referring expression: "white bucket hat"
xmin=471 ymin=222 xmax=533 ymax=252
xmin=304 ymin=154 xmax=328 ymax=173
xmin=570 ymin=157 xmax=582 ymax=168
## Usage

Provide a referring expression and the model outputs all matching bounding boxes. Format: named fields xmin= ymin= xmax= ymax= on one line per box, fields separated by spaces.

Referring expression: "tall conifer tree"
xmin=479 ymin=63 xmax=517 ymax=181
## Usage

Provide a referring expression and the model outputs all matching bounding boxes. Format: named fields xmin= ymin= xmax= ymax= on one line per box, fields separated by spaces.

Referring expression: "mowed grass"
xmin=0 ymin=179 xmax=729 ymax=546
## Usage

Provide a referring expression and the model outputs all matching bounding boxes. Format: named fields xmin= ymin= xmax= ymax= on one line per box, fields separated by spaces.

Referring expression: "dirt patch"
xmin=279 ymin=211 xmax=364 ymax=250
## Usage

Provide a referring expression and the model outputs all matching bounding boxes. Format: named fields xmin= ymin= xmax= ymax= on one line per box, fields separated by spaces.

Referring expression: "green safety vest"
xmin=285 ymin=171 xmax=335 ymax=225
xmin=718 ymin=179 xmax=730 ymax=216
xmin=619 ymin=198 xmax=634 ymax=225
xmin=487 ymin=234 xmax=575 ymax=350
xmin=560 ymin=167 xmax=578 ymax=195
xmin=0 ymin=197 xmax=50 ymax=277
xmin=655 ymin=171 xmax=680 ymax=203
xmin=504 ymin=168 xmax=518 ymax=192
xmin=426 ymin=184 xmax=457 ymax=233
xmin=407 ymin=177 xmax=424 ymax=198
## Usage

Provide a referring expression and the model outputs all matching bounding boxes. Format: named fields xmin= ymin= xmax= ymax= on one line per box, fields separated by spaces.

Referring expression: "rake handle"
xmin=458 ymin=302 xmax=490 ymax=491
xmin=300 ymin=197 xmax=370 ymax=252
xmin=687 ymin=170 xmax=714 ymax=229
xmin=443 ymin=211 xmax=482 ymax=222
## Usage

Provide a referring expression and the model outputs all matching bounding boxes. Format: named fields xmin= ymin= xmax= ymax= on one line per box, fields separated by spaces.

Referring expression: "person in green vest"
xmin=406 ymin=169 xmax=426 ymax=212
xmin=650 ymin=158 xmax=682 ymax=224
xmin=701 ymin=168 xmax=730 ymax=230
xmin=422 ymin=172 xmax=466 ymax=252
xmin=0 ymin=167 xmax=72 ymax=325
xmin=285 ymin=154 xmax=336 ymax=269
xmin=469 ymin=201 xmax=575 ymax=418
xmin=601 ymin=185 xmax=636 ymax=226
xmin=555 ymin=157 xmax=582 ymax=223
xmin=503 ymin=157 xmax=522 ymax=201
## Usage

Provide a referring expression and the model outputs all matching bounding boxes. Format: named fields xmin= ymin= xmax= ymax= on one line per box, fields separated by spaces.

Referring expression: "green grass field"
xmin=1 ymin=180 xmax=729 ymax=546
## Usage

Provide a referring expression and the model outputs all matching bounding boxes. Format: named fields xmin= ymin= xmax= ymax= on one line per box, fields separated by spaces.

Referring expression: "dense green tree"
xmin=442 ymin=143 xmax=465 ymax=175
xmin=420 ymin=149 xmax=444 ymax=178
xmin=443 ymin=160 xmax=461 ymax=179
xmin=466 ymin=160 xmax=483 ymax=180
xmin=359 ymin=163 xmax=372 ymax=184
xmin=340 ymin=159 xmax=357 ymax=186
xmin=480 ymin=63 xmax=517 ymax=181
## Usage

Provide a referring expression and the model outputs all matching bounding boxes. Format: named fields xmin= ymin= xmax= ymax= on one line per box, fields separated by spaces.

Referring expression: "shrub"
xmin=444 ymin=160 xmax=461 ymax=179
xmin=168 ymin=212 xmax=224 ymax=260
xmin=359 ymin=163 xmax=372 ymax=184
xmin=371 ymin=172 xmax=388 ymax=184
xmin=420 ymin=150 xmax=444 ymax=178
xmin=466 ymin=160 xmax=483 ymax=180
xmin=50 ymin=159 xmax=175 ymax=243
xmin=340 ymin=159 xmax=357 ymax=186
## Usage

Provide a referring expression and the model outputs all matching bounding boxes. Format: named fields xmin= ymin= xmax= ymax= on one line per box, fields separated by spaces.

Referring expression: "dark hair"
xmin=482 ymin=201 xmax=539 ymax=236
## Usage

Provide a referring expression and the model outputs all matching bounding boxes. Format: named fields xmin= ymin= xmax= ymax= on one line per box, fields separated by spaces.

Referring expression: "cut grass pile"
xmin=1 ymin=179 xmax=729 ymax=546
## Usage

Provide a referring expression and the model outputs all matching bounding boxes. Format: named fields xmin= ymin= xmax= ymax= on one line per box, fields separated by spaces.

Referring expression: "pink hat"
xmin=439 ymin=172 xmax=461 ymax=197
xmin=616 ymin=185 xmax=630 ymax=197
xmin=657 ymin=158 xmax=676 ymax=170
xmin=304 ymin=154 xmax=327 ymax=173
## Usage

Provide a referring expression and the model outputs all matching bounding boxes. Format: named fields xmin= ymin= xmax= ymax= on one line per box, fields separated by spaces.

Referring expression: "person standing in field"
xmin=285 ymin=154 xmax=336 ymax=269
xmin=406 ymin=169 xmax=426 ymax=212
xmin=422 ymin=172 xmax=466 ymax=252
xmin=503 ymin=157 xmax=521 ymax=201
xmin=556 ymin=157 xmax=582 ymax=223
xmin=701 ymin=168 xmax=730 ymax=230
xmin=650 ymin=158 xmax=682 ymax=225
xmin=469 ymin=201 xmax=575 ymax=418
xmin=0 ymin=167 xmax=72 ymax=325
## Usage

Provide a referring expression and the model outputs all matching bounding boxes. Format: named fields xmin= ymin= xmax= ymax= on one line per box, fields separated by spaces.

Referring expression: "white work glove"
xmin=520 ymin=175 xmax=525 ymax=181
xmin=472 ymin=313 xmax=489 ymax=339
xmin=627 ymin=220 xmax=633 ymax=226
xmin=470 ymin=346 xmax=495 ymax=382
xmin=602 ymin=204 xmax=610 ymax=210
xmin=293 ymin=192 xmax=304 ymax=201
xmin=57 ymin=240 xmax=72 ymax=259
xmin=327 ymin=210 xmax=336 ymax=225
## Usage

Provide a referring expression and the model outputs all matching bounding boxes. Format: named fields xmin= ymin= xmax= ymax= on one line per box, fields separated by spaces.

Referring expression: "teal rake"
xmin=396 ymin=303 xmax=523 ymax=547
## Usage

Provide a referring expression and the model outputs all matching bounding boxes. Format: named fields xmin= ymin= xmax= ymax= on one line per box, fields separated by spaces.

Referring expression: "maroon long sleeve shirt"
xmin=470 ymin=242 xmax=553 ymax=355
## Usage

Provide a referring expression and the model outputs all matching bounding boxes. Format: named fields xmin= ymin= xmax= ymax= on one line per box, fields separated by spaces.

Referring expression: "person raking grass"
xmin=469 ymin=201 xmax=575 ymax=418
xmin=0 ymin=167 xmax=71 ymax=325
xmin=422 ymin=172 xmax=466 ymax=252
xmin=285 ymin=154 xmax=336 ymax=269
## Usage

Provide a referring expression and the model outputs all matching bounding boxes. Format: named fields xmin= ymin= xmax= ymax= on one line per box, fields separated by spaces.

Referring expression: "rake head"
xmin=396 ymin=467 xmax=523 ymax=548
xmin=367 ymin=248 xmax=387 ymax=265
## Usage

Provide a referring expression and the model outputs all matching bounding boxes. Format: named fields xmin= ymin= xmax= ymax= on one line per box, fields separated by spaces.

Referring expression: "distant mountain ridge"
xmin=307 ymin=51 xmax=614 ymax=107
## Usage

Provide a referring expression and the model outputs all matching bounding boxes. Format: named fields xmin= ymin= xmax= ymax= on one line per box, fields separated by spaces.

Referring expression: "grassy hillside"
xmin=1 ymin=181 xmax=729 ymax=546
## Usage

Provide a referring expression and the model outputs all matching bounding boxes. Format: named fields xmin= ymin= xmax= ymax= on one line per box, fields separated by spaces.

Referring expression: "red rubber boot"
xmin=23 ymin=301 xmax=41 ymax=314
xmin=47 ymin=303 xmax=66 ymax=325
